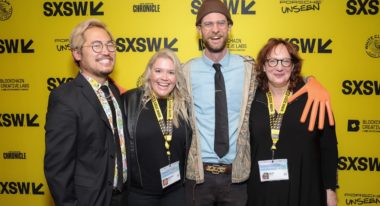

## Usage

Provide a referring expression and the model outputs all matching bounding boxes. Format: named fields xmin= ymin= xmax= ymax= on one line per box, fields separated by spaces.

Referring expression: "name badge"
xmin=258 ymin=159 xmax=289 ymax=182
xmin=160 ymin=161 xmax=181 ymax=189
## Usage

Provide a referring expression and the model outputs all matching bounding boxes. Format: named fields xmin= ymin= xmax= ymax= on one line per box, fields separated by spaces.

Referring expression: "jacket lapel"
xmin=74 ymin=73 xmax=112 ymax=130
xmin=109 ymin=83 xmax=122 ymax=112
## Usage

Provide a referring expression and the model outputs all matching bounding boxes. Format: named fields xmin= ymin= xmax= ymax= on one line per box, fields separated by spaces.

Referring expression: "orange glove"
xmin=288 ymin=76 xmax=335 ymax=131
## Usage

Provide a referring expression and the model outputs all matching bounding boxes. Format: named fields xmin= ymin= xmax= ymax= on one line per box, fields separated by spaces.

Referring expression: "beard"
xmin=99 ymin=70 xmax=113 ymax=77
xmin=203 ymin=37 xmax=228 ymax=53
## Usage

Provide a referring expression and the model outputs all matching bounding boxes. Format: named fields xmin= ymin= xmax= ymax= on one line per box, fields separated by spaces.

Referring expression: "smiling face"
xmin=197 ymin=12 xmax=231 ymax=54
xmin=264 ymin=44 xmax=293 ymax=90
xmin=149 ymin=57 xmax=177 ymax=98
xmin=72 ymin=27 xmax=116 ymax=84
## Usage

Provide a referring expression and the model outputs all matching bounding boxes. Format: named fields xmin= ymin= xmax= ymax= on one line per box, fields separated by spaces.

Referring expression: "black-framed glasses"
xmin=266 ymin=58 xmax=293 ymax=67
xmin=82 ymin=41 xmax=116 ymax=53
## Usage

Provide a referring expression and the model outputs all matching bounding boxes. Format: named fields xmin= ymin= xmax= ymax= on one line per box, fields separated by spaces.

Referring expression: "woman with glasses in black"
xmin=247 ymin=38 xmax=339 ymax=206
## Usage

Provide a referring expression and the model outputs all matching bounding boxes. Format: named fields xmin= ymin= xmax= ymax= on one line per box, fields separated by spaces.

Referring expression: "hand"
xmin=326 ymin=189 xmax=337 ymax=206
xmin=288 ymin=76 xmax=335 ymax=131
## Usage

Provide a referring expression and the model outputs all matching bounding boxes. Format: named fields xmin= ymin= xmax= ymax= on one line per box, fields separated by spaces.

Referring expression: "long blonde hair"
xmin=138 ymin=48 xmax=190 ymax=127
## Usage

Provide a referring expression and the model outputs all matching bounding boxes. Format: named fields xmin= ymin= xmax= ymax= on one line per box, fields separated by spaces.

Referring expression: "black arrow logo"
xmin=91 ymin=2 xmax=104 ymax=16
xmin=27 ymin=114 xmax=39 ymax=127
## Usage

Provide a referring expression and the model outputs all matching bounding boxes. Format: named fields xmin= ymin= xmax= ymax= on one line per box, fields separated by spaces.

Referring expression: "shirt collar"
xmin=201 ymin=50 xmax=231 ymax=70
xmin=80 ymin=72 xmax=109 ymax=92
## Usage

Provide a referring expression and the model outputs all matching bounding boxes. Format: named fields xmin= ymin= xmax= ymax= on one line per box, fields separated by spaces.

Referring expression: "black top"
xmin=247 ymin=82 xmax=338 ymax=206
xmin=134 ymin=99 xmax=186 ymax=194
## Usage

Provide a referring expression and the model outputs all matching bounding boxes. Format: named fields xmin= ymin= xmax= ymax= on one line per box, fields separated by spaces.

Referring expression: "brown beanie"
xmin=195 ymin=0 xmax=233 ymax=26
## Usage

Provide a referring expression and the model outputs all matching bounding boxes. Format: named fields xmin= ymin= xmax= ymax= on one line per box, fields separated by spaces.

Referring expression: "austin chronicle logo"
xmin=365 ymin=35 xmax=380 ymax=58
xmin=0 ymin=0 xmax=12 ymax=21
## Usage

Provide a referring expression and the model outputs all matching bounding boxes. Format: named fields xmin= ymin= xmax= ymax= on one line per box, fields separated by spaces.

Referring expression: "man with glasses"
xmin=44 ymin=19 xmax=127 ymax=206
xmin=182 ymin=0 xmax=335 ymax=205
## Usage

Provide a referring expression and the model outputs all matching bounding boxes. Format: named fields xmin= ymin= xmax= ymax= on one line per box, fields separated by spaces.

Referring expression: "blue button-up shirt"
xmin=190 ymin=52 xmax=245 ymax=164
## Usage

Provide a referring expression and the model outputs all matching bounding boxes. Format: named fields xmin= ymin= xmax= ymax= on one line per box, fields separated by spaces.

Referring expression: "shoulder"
xmin=182 ymin=57 xmax=202 ymax=70
xmin=49 ymin=76 xmax=80 ymax=98
xmin=236 ymin=54 xmax=256 ymax=66
xmin=289 ymin=81 xmax=308 ymax=106
xmin=46 ymin=77 xmax=84 ymax=113
xmin=184 ymin=57 xmax=202 ymax=64
xmin=122 ymin=87 xmax=143 ymax=100
xmin=226 ymin=54 xmax=256 ymax=73
xmin=293 ymin=81 xmax=306 ymax=93
xmin=228 ymin=53 xmax=255 ymax=62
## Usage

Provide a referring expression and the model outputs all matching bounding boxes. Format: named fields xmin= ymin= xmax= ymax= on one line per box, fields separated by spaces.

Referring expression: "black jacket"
xmin=122 ymin=87 xmax=192 ymax=190
xmin=45 ymin=73 xmax=126 ymax=206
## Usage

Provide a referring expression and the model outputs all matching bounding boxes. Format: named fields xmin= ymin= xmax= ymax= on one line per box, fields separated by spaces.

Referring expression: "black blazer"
xmin=44 ymin=73 xmax=126 ymax=206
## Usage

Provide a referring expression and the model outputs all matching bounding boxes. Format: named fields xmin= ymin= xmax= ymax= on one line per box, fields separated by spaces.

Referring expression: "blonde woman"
xmin=122 ymin=49 xmax=191 ymax=205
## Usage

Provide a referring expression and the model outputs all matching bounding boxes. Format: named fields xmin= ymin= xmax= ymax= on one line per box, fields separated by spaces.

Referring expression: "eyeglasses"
xmin=266 ymin=58 xmax=293 ymax=67
xmin=81 ymin=41 xmax=116 ymax=53
xmin=201 ymin=20 xmax=228 ymax=29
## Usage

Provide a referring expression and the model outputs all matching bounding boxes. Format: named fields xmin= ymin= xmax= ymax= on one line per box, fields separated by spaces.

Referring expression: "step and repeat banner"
xmin=1 ymin=0 xmax=379 ymax=205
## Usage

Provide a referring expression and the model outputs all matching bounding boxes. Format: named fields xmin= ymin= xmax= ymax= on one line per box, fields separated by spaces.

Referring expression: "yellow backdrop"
xmin=1 ymin=0 xmax=379 ymax=205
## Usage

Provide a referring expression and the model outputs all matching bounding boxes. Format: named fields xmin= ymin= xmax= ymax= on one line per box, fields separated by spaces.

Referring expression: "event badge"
xmin=160 ymin=161 xmax=181 ymax=189
xmin=258 ymin=159 xmax=289 ymax=182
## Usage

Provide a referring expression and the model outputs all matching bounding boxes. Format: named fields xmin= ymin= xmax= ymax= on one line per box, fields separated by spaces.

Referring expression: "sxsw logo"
xmin=0 ymin=113 xmax=39 ymax=127
xmin=338 ymin=156 xmax=380 ymax=171
xmin=342 ymin=80 xmax=380 ymax=95
xmin=286 ymin=38 xmax=332 ymax=53
xmin=346 ymin=0 xmax=379 ymax=15
xmin=348 ymin=119 xmax=360 ymax=132
xmin=43 ymin=1 xmax=104 ymax=16
xmin=47 ymin=77 xmax=74 ymax=91
xmin=116 ymin=37 xmax=178 ymax=52
xmin=0 ymin=39 xmax=34 ymax=54
xmin=0 ymin=181 xmax=44 ymax=195
xmin=191 ymin=0 xmax=256 ymax=15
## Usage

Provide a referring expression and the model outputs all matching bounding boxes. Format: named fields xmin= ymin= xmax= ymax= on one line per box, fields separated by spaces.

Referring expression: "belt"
xmin=203 ymin=163 xmax=232 ymax=175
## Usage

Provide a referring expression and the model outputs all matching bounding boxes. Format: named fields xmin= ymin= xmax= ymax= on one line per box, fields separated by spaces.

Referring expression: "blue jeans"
xmin=185 ymin=172 xmax=247 ymax=206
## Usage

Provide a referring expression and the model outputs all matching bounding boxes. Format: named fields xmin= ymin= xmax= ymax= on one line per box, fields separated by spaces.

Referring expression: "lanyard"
xmin=151 ymin=94 xmax=174 ymax=163
xmin=266 ymin=90 xmax=291 ymax=161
